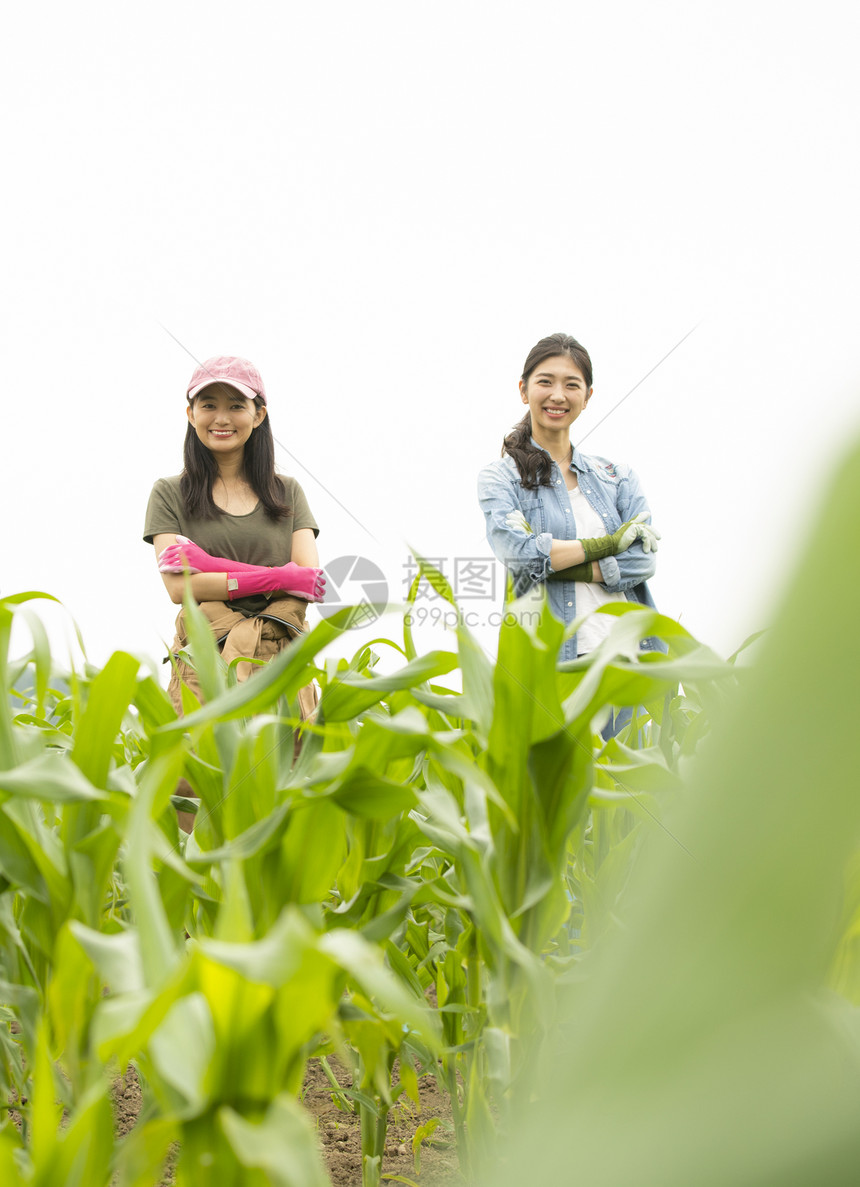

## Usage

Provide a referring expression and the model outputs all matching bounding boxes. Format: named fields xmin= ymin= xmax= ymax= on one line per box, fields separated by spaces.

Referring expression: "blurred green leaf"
xmin=149 ymin=992 xmax=215 ymax=1115
xmin=31 ymin=1081 xmax=114 ymax=1187
xmin=495 ymin=436 xmax=860 ymax=1186
xmin=0 ymin=752 xmax=108 ymax=803
xmin=218 ymin=1093 xmax=330 ymax=1187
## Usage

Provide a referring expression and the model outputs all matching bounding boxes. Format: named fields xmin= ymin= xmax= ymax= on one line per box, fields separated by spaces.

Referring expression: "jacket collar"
xmin=528 ymin=435 xmax=587 ymax=471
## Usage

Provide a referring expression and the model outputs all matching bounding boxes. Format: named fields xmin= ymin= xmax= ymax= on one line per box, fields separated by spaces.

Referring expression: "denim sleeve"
xmin=597 ymin=465 xmax=658 ymax=592
xmin=477 ymin=465 xmax=553 ymax=589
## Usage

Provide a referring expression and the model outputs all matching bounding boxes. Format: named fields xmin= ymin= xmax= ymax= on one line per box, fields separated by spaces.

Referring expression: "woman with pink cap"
xmin=144 ymin=355 xmax=325 ymax=735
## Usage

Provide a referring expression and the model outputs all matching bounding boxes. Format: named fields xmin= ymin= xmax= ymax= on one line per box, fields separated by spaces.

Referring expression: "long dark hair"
xmin=180 ymin=395 xmax=291 ymax=520
xmin=503 ymin=332 xmax=594 ymax=490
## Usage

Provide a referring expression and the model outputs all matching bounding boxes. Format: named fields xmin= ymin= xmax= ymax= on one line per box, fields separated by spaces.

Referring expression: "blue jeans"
xmin=601 ymin=705 xmax=633 ymax=741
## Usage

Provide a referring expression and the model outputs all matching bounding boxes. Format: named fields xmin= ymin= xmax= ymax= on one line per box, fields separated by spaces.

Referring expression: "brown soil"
xmin=111 ymin=1058 xmax=461 ymax=1186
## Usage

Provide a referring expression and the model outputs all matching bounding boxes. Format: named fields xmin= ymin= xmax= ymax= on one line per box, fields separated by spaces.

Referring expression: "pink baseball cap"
xmin=186 ymin=356 xmax=267 ymax=404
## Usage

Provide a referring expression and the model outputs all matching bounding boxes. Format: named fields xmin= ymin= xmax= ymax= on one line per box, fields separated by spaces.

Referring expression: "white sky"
xmin=3 ymin=1 xmax=859 ymax=673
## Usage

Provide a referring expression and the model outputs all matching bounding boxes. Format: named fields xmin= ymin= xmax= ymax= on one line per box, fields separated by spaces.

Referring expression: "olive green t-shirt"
xmin=143 ymin=474 xmax=319 ymax=615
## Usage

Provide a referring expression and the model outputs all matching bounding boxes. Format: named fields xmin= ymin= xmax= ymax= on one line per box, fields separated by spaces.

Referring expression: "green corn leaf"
xmin=148 ymin=991 xmax=215 ymax=1115
xmin=0 ymin=591 xmax=62 ymax=608
xmin=133 ymin=673 xmax=178 ymax=731
xmin=31 ymin=1081 xmax=114 ymax=1187
xmin=14 ymin=608 xmax=53 ymax=720
xmin=0 ymin=1126 xmax=24 ymax=1185
xmin=0 ymin=605 xmax=18 ymax=768
xmin=406 ymin=549 xmax=457 ymax=606
xmin=384 ymin=939 xmax=425 ymax=1000
xmin=329 ymin=772 xmax=418 ymax=818
xmin=123 ymin=749 xmax=187 ymax=986
xmin=277 ymin=798 xmax=349 ymax=903
xmin=320 ymin=650 xmax=459 ymax=722
xmin=197 ymin=907 xmax=327 ymax=988
xmin=67 ymin=922 xmax=145 ymax=994
xmin=112 ymin=1116 xmax=179 ymax=1187
xmin=46 ymin=924 xmax=101 ymax=1092
xmin=321 ymin=928 xmax=441 ymax=1045
xmin=218 ymin=1093 xmax=330 ymax=1187
xmin=185 ymin=801 xmax=292 ymax=866
xmin=180 ymin=584 xmax=227 ymax=704
xmin=29 ymin=1018 xmax=64 ymax=1180
xmin=456 ymin=620 xmax=496 ymax=737
xmin=71 ymin=650 xmax=141 ymax=788
xmin=0 ymin=752 xmax=108 ymax=802
xmin=0 ymin=797 xmax=70 ymax=908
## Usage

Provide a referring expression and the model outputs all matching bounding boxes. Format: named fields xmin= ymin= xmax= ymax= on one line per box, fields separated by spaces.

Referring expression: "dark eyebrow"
xmin=534 ymin=370 xmax=582 ymax=382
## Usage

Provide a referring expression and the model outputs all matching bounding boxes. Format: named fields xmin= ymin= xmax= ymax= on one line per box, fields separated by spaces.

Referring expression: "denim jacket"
xmin=477 ymin=442 xmax=661 ymax=662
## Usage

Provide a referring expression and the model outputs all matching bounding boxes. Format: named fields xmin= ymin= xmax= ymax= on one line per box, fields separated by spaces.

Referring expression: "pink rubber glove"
xmin=226 ymin=564 xmax=325 ymax=602
xmin=156 ymin=536 xmax=258 ymax=575
xmin=158 ymin=536 xmax=326 ymax=603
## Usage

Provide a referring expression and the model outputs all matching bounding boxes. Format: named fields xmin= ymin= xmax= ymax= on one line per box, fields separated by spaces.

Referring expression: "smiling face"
xmin=186 ymin=383 xmax=267 ymax=456
xmin=519 ymin=354 xmax=592 ymax=438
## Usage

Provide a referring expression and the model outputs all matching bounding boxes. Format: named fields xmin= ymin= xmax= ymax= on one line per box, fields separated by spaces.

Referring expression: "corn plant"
xmin=0 ymin=574 xmax=747 ymax=1187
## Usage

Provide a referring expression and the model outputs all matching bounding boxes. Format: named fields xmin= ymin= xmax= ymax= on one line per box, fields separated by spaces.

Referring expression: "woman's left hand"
xmin=157 ymin=536 xmax=211 ymax=574
xmin=636 ymin=522 xmax=661 ymax=553
xmin=582 ymin=514 xmax=660 ymax=561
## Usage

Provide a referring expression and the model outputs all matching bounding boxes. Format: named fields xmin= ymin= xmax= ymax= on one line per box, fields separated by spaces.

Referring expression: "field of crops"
xmin=4 ymin=438 xmax=860 ymax=1187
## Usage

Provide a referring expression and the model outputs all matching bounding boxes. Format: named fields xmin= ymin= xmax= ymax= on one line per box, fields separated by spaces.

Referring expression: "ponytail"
xmin=502 ymin=412 xmax=553 ymax=490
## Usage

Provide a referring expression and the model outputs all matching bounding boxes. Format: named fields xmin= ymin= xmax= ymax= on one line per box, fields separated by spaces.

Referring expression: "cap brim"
xmin=187 ymin=379 xmax=260 ymax=402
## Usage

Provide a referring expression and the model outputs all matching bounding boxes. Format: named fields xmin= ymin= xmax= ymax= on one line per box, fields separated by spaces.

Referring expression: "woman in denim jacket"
xmin=477 ymin=332 xmax=661 ymax=666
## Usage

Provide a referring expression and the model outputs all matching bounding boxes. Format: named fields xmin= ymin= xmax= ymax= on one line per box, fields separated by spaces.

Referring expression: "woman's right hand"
xmin=224 ymin=562 xmax=326 ymax=603
xmin=581 ymin=513 xmax=661 ymax=562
